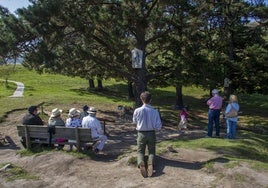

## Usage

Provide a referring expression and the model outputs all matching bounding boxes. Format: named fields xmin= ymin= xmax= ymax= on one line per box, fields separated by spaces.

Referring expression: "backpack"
xmin=226 ymin=104 xmax=238 ymax=118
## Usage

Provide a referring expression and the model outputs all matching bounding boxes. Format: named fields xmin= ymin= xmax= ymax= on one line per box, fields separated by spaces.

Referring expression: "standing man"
xmin=82 ymin=107 xmax=107 ymax=154
xmin=207 ymin=89 xmax=223 ymax=137
xmin=133 ymin=91 xmax=162 ymax=178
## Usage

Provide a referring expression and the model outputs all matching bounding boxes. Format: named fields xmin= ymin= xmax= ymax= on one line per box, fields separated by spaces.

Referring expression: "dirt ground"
xmin=0 ymin=110 xmax=268 ymax=188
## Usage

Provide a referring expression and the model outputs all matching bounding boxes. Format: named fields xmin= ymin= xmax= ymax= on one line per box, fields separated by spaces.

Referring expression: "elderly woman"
xmin=66 ymin=108 xmax=82 ymax=151
xmin=225 ymin=95 xmax=240 ymax=139
xmin=66 ymin=108 xmax=81 ymax=128
xmin=48 ymin=108 xmax=65 ymax=149
xmin=48 ymin=108 xmax=64 ymax=126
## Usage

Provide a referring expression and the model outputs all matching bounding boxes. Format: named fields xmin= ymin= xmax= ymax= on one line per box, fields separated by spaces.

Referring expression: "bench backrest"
xmin=17 ymin=125 xmax=92 ymax=142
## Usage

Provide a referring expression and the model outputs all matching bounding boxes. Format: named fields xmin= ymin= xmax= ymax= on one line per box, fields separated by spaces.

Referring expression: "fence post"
xmin=103 ymin=120 xmax=106 ymax=135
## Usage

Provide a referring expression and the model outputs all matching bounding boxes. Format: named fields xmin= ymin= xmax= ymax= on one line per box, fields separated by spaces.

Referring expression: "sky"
xmin=0 ymin=0 xmax=31 ymax=13
xmin=0 ymin=0 xmax=268 ymax=14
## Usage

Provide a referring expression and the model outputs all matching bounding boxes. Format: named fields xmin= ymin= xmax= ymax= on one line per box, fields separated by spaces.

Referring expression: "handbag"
xmin=226 ymin=104 xmax=238 ymax=118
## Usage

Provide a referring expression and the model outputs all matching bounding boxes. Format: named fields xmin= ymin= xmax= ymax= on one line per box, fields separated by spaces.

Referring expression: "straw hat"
xmin=68 ymin=108 xmax=80 ymax=117
xmin=51 ymin=108 xmax=62 ymax=117
xmin=89 ymin=107 xmax=97 ymax=114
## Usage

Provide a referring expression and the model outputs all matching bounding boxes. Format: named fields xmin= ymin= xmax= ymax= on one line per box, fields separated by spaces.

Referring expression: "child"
xmin=178 ymin=108 xmax=188 ymax=132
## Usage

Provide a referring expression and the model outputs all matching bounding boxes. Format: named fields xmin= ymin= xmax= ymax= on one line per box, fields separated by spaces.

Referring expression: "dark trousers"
xmin=137 ymin=131 xmax=156 ymax=166
xmin=207 ymin=109 xmax=221 ymax=137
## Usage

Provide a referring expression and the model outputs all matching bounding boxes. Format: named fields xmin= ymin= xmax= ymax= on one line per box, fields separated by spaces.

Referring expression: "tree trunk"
xmin=128 ymin=81 xmax=135 ymax=99
xmin=133 ymin=21 xmax=147 ymax=108
xmin=97 ymin=78 xmax=103 ymax=89
xmin=88 ymin=79 xmax=95 ymax=89
xmin=175 ymin=85 xmax=183 ymax=109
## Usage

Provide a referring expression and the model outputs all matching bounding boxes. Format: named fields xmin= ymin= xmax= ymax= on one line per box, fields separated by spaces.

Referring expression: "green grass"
xmin=0 ymin=81 xmax=17 ymax=97
xmin=0 ymin=65 xmax=134 ymax=122
xmin=157 ymin=129 xmax=268 ymax=170
xmin=0 ymin=163 xmax=39 ymax=182
xmin=1 ymin=65 xmax=268 ymax=171
xmin=17 ymin=146 xmax=57 ymax=157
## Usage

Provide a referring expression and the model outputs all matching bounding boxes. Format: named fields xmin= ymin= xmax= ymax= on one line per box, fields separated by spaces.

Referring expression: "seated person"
xmin=22 ymin=105 xmax=44 ymax=125
xmin=66 ymin=108 xmax=81 ymax=151
xmin=82 ymin=107 xmax=107 ymax=154
xmin=80 ymin=105 xmax=89 ymax=120
xmin=48 ymin=108 xmax=65 ymax=149
xmin=66 ymin=108 xmax=81 ymax=128
xmin=21 ymin=105 xmax=44 ymax=147
xmin=48 ymin=108 xmax=65 ymax=126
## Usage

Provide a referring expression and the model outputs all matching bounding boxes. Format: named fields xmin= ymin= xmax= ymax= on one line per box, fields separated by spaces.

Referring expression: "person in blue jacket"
xmin=225 ymin=95 xmax=240 ymax=139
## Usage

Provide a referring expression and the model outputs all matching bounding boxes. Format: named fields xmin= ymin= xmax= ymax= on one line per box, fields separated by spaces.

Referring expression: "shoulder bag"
xmin=226 ymin=104 xmax=238 ymax=118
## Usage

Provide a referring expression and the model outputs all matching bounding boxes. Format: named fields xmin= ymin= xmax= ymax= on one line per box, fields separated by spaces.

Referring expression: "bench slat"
xmin=17 ymin=125 xmax=94 ymax=151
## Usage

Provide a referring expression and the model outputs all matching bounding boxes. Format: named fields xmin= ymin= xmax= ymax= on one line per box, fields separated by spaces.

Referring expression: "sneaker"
xmin=147 ymin=163 xmax=153 ymax=177
xmin=139 ymin=161 xmax=147 ymax=178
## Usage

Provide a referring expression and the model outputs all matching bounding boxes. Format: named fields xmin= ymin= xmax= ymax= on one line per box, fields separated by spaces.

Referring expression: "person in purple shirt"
xmin=206 ymin=89 xmax=223 ymax=137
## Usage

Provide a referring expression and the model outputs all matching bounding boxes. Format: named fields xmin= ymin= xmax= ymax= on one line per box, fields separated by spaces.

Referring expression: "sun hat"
xmin=68 ymin=108 xmax=80 ymax=117
xmin=212 ymin=89 xmax=219 ymax=94
xmin=28 ymin=105 xmax=38 ymax=114
xmin=89 ymin=107 xmax=97 ymax=114
xmin=51 ymin=108 xmax=62 ymax=117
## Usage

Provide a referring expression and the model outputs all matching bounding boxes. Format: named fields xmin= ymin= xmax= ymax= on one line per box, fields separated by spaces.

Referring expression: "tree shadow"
xmin=0 ymin=135 xmax=20 ymax=150
xmin=153 ymin=156 xmax=229 ymax=177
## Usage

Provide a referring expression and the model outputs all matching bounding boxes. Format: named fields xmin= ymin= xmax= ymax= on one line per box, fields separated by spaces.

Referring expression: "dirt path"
xmin=0 ymin=111 xmax=268 ymax=188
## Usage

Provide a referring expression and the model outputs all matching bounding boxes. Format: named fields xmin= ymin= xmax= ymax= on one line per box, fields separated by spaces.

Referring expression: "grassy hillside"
xmin=0 ymin=65 xmax=268 ymax=126
xmin=1 ymin=65 xmax=268 ymax=171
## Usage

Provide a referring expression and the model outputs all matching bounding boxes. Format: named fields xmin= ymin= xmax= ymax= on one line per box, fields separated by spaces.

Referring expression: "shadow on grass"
xmin=205 ymin=133 xmax=268 ymax=164
xmin=70 ymin=83 xmax=131 ymax=103
xmin=206 ymin=144 xmax=268 ymax=164
xmin=153 ymin=156 xmax=229 ymax=177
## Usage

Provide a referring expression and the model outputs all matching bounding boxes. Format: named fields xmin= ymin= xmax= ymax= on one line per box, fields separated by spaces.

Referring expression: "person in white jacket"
xmin=82 ymin=107 xmax=107 ymax=154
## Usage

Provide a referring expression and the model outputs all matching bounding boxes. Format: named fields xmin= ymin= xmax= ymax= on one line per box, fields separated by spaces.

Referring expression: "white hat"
xmin=51 ymin=108 xmax=62 ymax=117
xmin=212 ymin=89 xmax=219 ymax=94
xmin=89 ymin=107 xmax=97 ymax=114
xmin=68 ymin=108 xmax=80 ymax=117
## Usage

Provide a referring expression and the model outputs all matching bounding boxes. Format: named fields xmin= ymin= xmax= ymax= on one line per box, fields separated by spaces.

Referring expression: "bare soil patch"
xmin=0 ymin=110 xmax=268 ymax=188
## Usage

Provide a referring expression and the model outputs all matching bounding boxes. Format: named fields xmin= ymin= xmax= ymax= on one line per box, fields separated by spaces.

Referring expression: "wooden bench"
xmin=17 ymin=125 xmax=96 ymax=151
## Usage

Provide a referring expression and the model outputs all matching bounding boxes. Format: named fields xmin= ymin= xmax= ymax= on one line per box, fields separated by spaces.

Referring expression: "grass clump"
xmin=17 ymin=146 xmax=55 ymax=157
xmin=0 ymin=163 xmax=39 ymax=182
xmin=127 ymin=156 xmax=137 ymax=166
xmin=66 ymin=150 xmax=94 ymax=159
